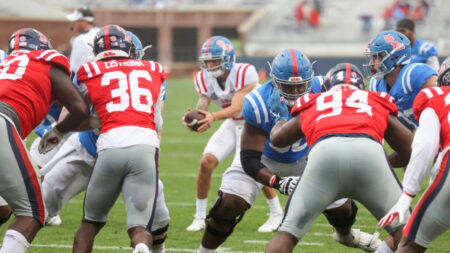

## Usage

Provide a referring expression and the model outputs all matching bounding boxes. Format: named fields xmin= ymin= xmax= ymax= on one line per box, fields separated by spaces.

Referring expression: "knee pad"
xmin=205 ymin=191 xmax=249 ymax=237
xmin=151 ymin=223 xmax=169 ymax=248
xmin=324 ymin=200 xmax=358 ymax=228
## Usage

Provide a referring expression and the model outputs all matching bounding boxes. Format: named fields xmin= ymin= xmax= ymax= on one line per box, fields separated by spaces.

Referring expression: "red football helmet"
xmin=8 ymin=28 xmax=52 ymax=53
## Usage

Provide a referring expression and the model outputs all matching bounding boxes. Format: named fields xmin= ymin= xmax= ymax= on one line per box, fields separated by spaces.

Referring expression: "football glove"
xmin=269 ymin=89 xmax=290 ymax=121
xmin=38 ymin=127 xmax=64 ymax=154
xmin=271 ymin=175 xmax=299 ymax=195
xmin=378 ymin=192 xmax=413 ymax=227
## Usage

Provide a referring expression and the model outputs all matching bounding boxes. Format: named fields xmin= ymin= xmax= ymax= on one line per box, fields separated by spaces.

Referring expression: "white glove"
xmin=277 ymin=176 xmax=299 ymax=195
xmin=38 ymin=127 xmax=64 ymax=154
xmin=378 ymin=192 xmax=413 ymax=227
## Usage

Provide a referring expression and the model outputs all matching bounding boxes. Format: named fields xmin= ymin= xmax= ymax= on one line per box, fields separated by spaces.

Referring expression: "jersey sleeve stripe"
xmin=156 ymin=62 xmax=163 ymax=74
xmin=433 ymin=87 xmax=443 ymax=95
xmin=91 ymin=62 xmax=101 ymax=75
xmin=149 ymin=61 xmax=155 ymax=72
xmin=44 ymin=52 xmax=63 ymax=61
xmin=82 ymin=63 xmax=93 ymax=78
xmin=423 ymin=88 xmax=434 ymax=99
xmin=200 ymin=71 xmax=208 ymax=92
xmin=194 ymin=73 xmax=202 ymax=93
xmin=36 ymin=50 xmax=55 ymax=59
xmin=235 ymin=64 xmax=244 ymax=89
xmin=402 ymin=64 xmax=417 ymax=93
xmin=240 ymin=64 xmax=250 ymax=89
xmin=246 ymin=94 xmax=262 ymax=124
xmin=303 ymin=93 xmax=310 ymax=103
xmin=253 ymin=91 xmax=269 ymax=123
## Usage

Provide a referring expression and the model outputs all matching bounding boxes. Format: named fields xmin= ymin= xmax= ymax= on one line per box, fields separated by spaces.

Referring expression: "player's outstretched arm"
xmin=49 ymin=66 xmax=90 ymax=133
xmin=384 ymin=114 xmax=413 ymax=168
xmin=240 ymin=122 xmax=298 ymax=195
xmin=270 ymin=114 xmax=304 ymax=148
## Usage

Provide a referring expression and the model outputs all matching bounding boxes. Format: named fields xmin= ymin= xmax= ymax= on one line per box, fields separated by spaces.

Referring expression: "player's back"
xmin=77 ymin=58 xmax=165 ymax=151
xmin=0 ymin=49 xmax=70 ymax=138
xmin=293 ymin=86 xmax=398 ymax=146
xmin=413 ymin=86 xmax=450 ymax=150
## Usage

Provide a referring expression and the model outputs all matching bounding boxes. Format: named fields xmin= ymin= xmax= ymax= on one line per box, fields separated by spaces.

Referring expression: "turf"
xmin=1 ymin=77 xmax=449 ymax=252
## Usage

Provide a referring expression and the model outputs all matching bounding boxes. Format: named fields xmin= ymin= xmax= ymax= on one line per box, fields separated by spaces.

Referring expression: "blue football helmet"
xmin=322 ymin=63 xmax=365 ymax=91
xmin=93 ymin=24 xmax=134 ymax=61
xmin=363 ymin=30 xmax=411 ymax=80
xmin=8 ymin=28 xmax=52 ymax=53
xmin=127 ymin=31 xmax=144 ymax=60
xmin=270 ymin=48 xmax=314 ymax=107
xmin=199 ymin=36 xmax=235 ymax=78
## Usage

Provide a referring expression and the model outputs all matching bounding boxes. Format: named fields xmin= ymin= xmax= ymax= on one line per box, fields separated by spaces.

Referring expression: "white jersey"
xmin=194 ymin=63 xmax=258 ymax=121
xmin=69 ymin=27 xmax=100 ymax=73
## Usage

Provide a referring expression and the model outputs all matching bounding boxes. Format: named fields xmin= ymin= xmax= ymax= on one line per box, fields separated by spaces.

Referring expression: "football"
xmin=184 ymin=110 xmax=206 ymax=131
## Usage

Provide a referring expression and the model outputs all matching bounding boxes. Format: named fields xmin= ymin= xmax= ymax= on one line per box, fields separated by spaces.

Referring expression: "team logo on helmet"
xmin=216 ymin=40 xmax=233 ymax=53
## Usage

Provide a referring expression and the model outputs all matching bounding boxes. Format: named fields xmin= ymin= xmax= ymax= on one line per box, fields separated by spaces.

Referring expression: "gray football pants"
xmin=83 ymin=144 xmax=158 ymax=229
xmin=279 ymin=136 xmax=406 ymax=239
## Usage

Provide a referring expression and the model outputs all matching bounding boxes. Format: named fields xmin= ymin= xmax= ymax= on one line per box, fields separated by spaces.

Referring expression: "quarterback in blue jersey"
xmin=365 ymin=30 xmax=437 ymax=130
xmin=240 ymin=49 xmax=382 ymax=252
xmin=396 ymin=18 xmax=439 ymax=71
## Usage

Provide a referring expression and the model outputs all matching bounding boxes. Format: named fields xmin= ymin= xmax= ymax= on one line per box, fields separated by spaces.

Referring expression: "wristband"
xmin=269 ymin=174 xmax=281 ymax=188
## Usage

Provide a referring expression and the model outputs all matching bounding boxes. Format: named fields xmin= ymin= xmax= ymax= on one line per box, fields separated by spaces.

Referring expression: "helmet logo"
xmin=39 ymin=34 xmax=48 ymax=44
xmin=384 ymin=34 xmax=405 ymax=50
xmin=289 ymin=76 xmax=303 ymax=82
xmin=216 ymin=40 xmax=232 ymax=53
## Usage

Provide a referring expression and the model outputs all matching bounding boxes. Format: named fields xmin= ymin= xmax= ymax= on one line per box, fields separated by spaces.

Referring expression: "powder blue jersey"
xmin=369 ymin=63 xmax=436 ymax=129
xmin=242 ymin=76 xmax=323 ymax=163
xmin=411 ymin=39 xmax=438 ymax=64
xmin=34 ymin=104 xmax=62 ymax=137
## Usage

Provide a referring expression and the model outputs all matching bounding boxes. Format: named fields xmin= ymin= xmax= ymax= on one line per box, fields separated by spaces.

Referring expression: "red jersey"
xmin=291 ymin=86 xmax=398 ymax=146
xmin=413 ymin=87 xmax=450 ymax=151
xmin=0 ymin=50 xmax=70 ymax=138
xmin=77 ymin=59 xmax=165 ymax=134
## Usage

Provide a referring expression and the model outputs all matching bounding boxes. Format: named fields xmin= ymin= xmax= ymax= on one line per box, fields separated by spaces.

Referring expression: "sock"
xmin=196 ymin=198 xmax=207 ymax=218
xmin=0 ymin=229 xmax=30 ymax=253
xmin=133 ymin=242 xmax=151 ymax=253
xmin=198 ymin=244 xmax=216 ymax=253
xmin=267 ymin=196 xmax=283 ymax=216
xmin=374 ymin=241 xmax=394 ymax=253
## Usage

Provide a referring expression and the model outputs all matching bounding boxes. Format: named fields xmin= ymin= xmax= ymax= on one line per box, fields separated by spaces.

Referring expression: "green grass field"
xmin=1 ymin=77 xmax=449 ymax=252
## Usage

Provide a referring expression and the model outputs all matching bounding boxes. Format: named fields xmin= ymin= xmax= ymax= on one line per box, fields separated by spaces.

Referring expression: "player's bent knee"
xmin=323 ymin=199 xmax=357 ymax=228
xmin=205 ymin=191 xmax=249 ymax=237
xmin=151 ymin=223 xmax=169 ymax=249
xmin=200 ymin=154 xmax=218 ymax=171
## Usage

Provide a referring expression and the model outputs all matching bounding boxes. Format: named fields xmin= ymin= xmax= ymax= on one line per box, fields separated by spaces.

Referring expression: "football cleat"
xmin=186 ymin=215 xmax=205 ymax=232
xmin=333 ymin=229 xmax=382 ymax=252
xmin=45 ymin=214 xmax=62 ymax=226
xmin=257 ymin=213 xmax=283 ymax=232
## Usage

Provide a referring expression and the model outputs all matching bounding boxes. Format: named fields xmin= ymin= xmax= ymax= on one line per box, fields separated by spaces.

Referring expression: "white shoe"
xmin=333 ymin=229 xmax=382 ymax=252
xmin=257 ymin=213 xmax=283 ymax=232
xmin=186 ymin=215 xmax=205 ymax=231
xmin=45 ymin=215 xmax=62 ymax=226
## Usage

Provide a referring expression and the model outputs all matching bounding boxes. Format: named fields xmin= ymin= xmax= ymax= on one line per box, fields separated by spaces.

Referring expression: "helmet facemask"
xmin=199 ymin=54 xmax=231 ymax=78
xmin=271 ymin=73 xmax=313 ymax=108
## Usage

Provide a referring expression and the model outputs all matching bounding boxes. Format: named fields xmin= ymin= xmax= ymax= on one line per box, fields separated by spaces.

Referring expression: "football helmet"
xmin=363 ymin=30 xmax=411 ymax=80
xmin=322 ymin=63 xmax=365 ymax=91
xmin=199 ymin=36 xmax=235 ymax=78
xmin=270 ymin=48 xmax=314 ymax=107
xmin=8 ymin=28 xmax=52 ymax=53
xmin=93 ymin=24 xmax=134 ymax=61
xmin=127 ymin=31 xmax=144 ymax=60
xmin=438 ymin=56 xmax=450 ymax=87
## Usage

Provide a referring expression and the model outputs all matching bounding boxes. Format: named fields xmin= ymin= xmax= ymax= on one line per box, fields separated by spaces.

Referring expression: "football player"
xmin=40 ymin=31 xmax=170 ymax=252
xmin=183 ymin=36 xmax=284 ymax=233
xmin=0 ymin=28 xmax=89 ymax=253
xmin=39 ymin=24 xmax=165 ymax=253
xmin=378 ymin=58 xmax=450 ymax=252
xmin=240 ymin=50 xmax=381 ymax=251
xmin=0 ymin=49 xmax=12 ymax=227
xmin=266 ymin=63 xmax=413 ymax=253
xmin=365 ymin=30 xmax=437 ymax=131
xmin=396 ymin=18 xmax=439 ymax=71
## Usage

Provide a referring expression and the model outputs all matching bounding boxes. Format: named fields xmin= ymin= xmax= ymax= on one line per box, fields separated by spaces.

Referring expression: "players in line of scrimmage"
xmin=0 ymin=16 xmax=448 ymax=253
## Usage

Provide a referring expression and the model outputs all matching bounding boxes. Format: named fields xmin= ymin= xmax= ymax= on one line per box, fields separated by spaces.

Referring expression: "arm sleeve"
xmin=402 ymin=108 xmax=440 ymax=195
xmin=69 ymin=37 xmax=90 ymax=73
xmin=426 ymin=56 xmax=440 ymax=72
